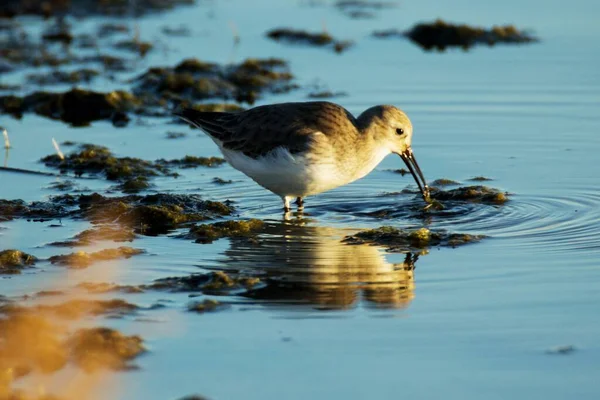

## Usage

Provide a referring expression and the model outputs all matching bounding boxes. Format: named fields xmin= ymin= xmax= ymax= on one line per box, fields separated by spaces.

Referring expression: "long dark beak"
xmin=399 ymin=147 xmax=430 ymax=202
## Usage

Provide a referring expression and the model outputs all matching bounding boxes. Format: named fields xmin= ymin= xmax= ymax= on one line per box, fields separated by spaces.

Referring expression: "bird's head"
xmin=359 ymin=105 xmax=430 ymax=202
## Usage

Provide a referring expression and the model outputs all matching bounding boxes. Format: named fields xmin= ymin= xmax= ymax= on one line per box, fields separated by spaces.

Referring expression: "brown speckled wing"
xmin=175 ymin=102 xmax=359 ymax=159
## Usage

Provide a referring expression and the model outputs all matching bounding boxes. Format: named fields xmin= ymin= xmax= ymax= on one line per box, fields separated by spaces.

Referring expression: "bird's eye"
xmin=396 ymin=128 xmax=404 ymax=135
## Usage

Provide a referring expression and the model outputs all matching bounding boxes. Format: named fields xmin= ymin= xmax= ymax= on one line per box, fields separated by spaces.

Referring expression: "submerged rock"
xmin=374 ymin=19 xmax=537 ymax=51
xmin=185 ymin=219 xmax=264 ymax=244
xmin=266 ymin=28 xmax=353 ymax=53
xmin=0 ymin=249 xmax=37 ymax=274
xmin=343 ymin=226 xmax=483 ymax=252
xmin=49 ymin=247 xmax=144 ymax=269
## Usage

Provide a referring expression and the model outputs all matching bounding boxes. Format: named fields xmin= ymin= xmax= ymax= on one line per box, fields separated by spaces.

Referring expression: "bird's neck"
xmin=344 ymin=134 xmax=391 ymax=181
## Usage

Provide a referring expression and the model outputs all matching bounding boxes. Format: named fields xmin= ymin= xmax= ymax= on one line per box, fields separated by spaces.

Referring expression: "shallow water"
xmin=1 ymin=0 xmax=600 ymax=399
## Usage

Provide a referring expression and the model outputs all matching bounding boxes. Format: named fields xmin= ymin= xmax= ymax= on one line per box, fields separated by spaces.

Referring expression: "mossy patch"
xmin=185 ymin=219 xmax=264 ymax=244
xmin=1 ymin=88 xmax=141 ymax=126
xmin=49 ymin=247 xmax=144 ymax=269
xmin=266 ymin=28 xmax=353 ymax=53
xmin=343 ymin=226 xmax=484 ymax=252
xmin=77 ymin=193 xmax=234 ymax=234
xmin=50 ymin=225 xmax=135 ymax=247
xmin=374 ymin=19 xmax=537 ymax=51
xmin=40 ymin=144 xmax=175 ymax=191
xmin=149 ymin=271 xmax=261 ymax=293
xmin=77 ymin=282 xmax=144 ymax=294
xmin=0 ymin=198 xmax=71 ymax=222
xmin=187 ymin=299 xmax=229 ymax=313
xmin=431 ymin=185 xmax=509 ymax=205
xmin=431 ymin=178 xmax=460 ymax=186
xmin=160 ymin=155 xmax=226 ymax=168
xmin=133 ymin=57 xmax=296 ymax=106
xmin=114 ymin=39 xmax=153 ymax=57
xmin=27 ymin=69 xmax=99 ymax=86
xmin=68 ymin=327 xmax=145 ymax=372
xmin=469 ymin=176 xmax=493 ymax=181
xmin=0 ymin=249 xmax=37 ymax=274
xmin=1 ymin=299 xmax=139 ymax=320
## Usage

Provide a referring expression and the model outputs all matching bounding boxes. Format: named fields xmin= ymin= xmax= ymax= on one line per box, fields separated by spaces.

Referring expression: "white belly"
xmin=221 ymin=146 xmax=352 ymax=197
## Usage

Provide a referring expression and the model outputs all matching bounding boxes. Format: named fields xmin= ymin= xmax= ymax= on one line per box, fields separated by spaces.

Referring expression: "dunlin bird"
xmin=176 ymin=102 xmax=429 ymax=211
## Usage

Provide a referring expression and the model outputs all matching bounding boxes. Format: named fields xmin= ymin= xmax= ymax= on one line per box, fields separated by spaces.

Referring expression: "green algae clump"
xmin=0 ymin=250 xmax=37 ymax=274
xmin=343 ymin=226 xmax=483 ymax=252
xmin=161 ymin=155 xmax=226 ymax=168
xmin=432 ymin=185 xmax=508 ymax=205
xmin=187 ymin=299 xmax=229 ymax=313
xmin=68 ymin=327 xmax=145 ymax=372
xmin=431 ymin=178 xmax=460 ymax=186
xmin=187 ymin=219 xmax=264 ymax=244
xmin=49 ymin=247 xmax=144 ymax=269
xmin=0 ymin=88 xmax=141 ymax=127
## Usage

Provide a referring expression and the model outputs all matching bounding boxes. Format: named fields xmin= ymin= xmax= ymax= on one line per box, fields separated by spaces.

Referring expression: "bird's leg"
xmin=283 ymin=196 xmax=291 ymax=212
xmin=295 ymin=197 xmax=304 ymax=211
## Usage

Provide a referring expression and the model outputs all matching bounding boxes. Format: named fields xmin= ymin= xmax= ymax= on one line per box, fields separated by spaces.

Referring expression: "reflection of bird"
xmin=220 ymin=223 xmax=418 ymax=310
xmin=176 ymin=102 xmax=429 ymax=211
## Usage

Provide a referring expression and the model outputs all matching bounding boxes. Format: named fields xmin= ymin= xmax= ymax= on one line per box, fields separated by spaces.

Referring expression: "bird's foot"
xmin=295 ymin=197 xmax=304 ymax=211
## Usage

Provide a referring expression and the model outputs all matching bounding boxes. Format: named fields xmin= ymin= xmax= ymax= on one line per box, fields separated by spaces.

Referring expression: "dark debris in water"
xmin=266 ymin=28 xmax=353 ymax=53
xmin=334 ymin=0 xmax=397 ymax=19
xmin=50 ymin=225 xmax=135 ymax=247
xmin=343 ymin=226 xmax=484 ymax=252
xmin=0 ymin=249 xmax=37 ymax=274
xmin=49 ymin=247 xmax=144 ymax=269
xmin=374 ymin=19 xmax=537 ymax=51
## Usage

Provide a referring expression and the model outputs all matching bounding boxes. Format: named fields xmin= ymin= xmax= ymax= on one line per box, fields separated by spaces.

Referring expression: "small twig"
xmin=52 ymin=138 xmax=65 ymax=160
xmin=3 ymin=129 xmax=10 ymax=149
xmin=229 ymin=21 xmax=240 ymax=45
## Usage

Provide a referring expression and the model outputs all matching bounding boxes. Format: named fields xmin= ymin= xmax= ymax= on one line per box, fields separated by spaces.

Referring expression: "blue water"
xmin=1 ymin=0 xmax=600 ymax=399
